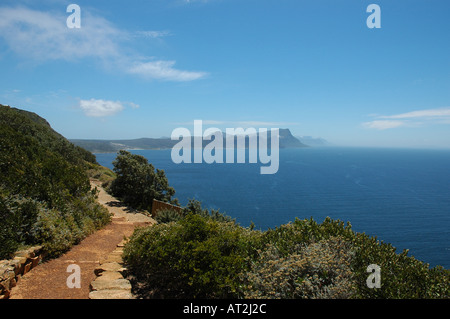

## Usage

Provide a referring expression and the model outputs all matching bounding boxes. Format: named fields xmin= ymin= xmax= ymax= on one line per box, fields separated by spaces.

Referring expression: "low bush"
xmin=86 ymin=162 xmax=116 ymax=190
xmin=182 ymin=199 xmax=235 ymax=223
xmin=0 ymin=105 xmax=112 ymax=260
xmin=0 ymin=193 xmax=43 ymax=259
xmin=154 ymin=198 xmax=234 ymax=224
xmin=242 ymin=236 xmax=355 ymax=299
xmin=350 ymin=232 xmax=450 ymax=298
xmin=123 ymin=213 xmax=262 ymax=298
xmin=124 ymin=214 xmax=450 ymax=299
xmin=0 ymin=191 xmax=111 ymax=259
xmin=154 ymin=208 xmax=183 ymax=224
xmin=260 ymin=217 xmax=450 ymax=298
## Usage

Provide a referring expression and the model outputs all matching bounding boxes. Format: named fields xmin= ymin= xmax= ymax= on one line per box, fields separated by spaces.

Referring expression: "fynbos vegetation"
xmin=0 ymin=105 xmax=111 ymax=259
xmin=123 ymin=214 xmax=450 ymax=299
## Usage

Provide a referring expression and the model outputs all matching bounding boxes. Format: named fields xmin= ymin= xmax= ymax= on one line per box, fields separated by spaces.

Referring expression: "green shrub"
xmin=0 ymin=193 xmax=44 ymax=259
xmin=261 ymin=217 xmax=355 ymax=257
xmin=242 ymin=236 xmax=355 ymax=299
xmin=350 ymin=232 xmax=450 ymax=298
xmin=31 ymin=195 xmax=111 ymax=258
xmin=86 ymin=162 xmax=116 ymax=190
xmin=123 ymin=213 xmax=450 ymax=299
xmin=110 ymin=150 xmax=177 ymax=211
xmin=123 ymin=213 xmax=262 ymax=298
xmin=154 ymin=208 xmax=183 ymax=224
xmin=0 ymin=195 xmax=20 ymax=259
xmin=182 ymin=198 xmax=235 ymax=223
xmin=260 ymin=217 xmax=450 ymax=299
xmin=0 ymin=105 xmax=111 ymax=259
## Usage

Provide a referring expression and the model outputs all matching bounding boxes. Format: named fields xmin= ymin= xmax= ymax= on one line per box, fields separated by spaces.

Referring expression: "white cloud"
xmin=379 ymin=107 xmax=450 ymax=120
xmin=79 ymin=99 xmax=124 ymax=117
xmin=0 ymin=6 xmax=122 ymax=61
xmin=363 ymin=107 xmax=450 ymax=130
xmin=183 ymin=0 xmax=215 ymax=3
xmin=236 ymin=121 xmax=298 ymax=127
xmin=0 ymin=6 xmax=207 ymax=81
xmin=127 ymin=102 xmax=140 ymax=109
xmin=362 ymin=120 xmax=406 ymax=130
xmin=127 ymin=60 xmax=208 ymax=81
xmin=174 ymin=120 xmax=298 ymax=127
xmin=134 ymin=30 xmax=172 ymax=38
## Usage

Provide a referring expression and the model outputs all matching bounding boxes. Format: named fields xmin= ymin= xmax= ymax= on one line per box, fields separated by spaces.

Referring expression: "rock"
xmin=117 ymin=240 xmax=127 ymax=248
xmin=94 ymin=262 xmax=126 ymax=276
xmin=88 ymin=289 xmax=133 ymax=299
xmin=30 ymin=256 xmax=40 ymax=268
xmin=0 ymin=290 xmax=10 ymax=299
xmin=90 ymin=278 xmax=131 ymax=291
xmin=95 ymin=271 xmax=124 ymax=281
xmin=13 ymin=256 xmax=27 ymax=275
xmin=0 ymin=265 xmax=15 ymax=281
xmin=9 ymin=278 xmax=17 ymax=288
xmin=23 ymin=262 xmax=32 ymax=275
xmin=9 ymin=259 xmax=22 ymax=276
xmin=30 ymin=246 xmax=43 ymax=257
xmin=14 ymin=250 xmax=30 ymax=258
xmin=0 ymin=278 xmax=11 ymax=294
xmin=100 ymin=254 xmax=123 ymax=264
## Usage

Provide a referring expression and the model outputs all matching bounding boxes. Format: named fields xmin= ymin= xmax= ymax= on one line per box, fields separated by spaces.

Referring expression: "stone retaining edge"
xmin=0 ymin=246 xmax=44 ymax=299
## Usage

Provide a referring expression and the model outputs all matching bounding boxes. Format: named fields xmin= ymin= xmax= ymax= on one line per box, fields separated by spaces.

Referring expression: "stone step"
xmin=90 ymin=278 xmax=131 ymax=291
xmin=89 ymin=289 xmax=133 ymax=299
xmin=88 ymin=240 xmax=134 ymax=299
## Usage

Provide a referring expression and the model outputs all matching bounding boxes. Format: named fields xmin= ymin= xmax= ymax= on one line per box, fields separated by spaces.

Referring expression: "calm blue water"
xmin=95 ymin=147 xmax=450 ymax=269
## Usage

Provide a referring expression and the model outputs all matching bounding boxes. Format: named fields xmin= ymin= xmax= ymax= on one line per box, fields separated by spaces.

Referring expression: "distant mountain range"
xmin=70 ymin=129 xmax=315 ymax=153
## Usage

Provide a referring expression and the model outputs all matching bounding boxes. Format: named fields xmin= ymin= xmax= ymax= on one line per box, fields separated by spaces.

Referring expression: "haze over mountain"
xmin=296 ymin=136 xmax=331 ymax=147
xmin=71 ymin=128 xmax=307 ymax=153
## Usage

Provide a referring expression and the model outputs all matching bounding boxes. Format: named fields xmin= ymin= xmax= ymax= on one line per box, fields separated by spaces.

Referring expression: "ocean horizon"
xmin=95 ymin=146 xmax=450 ymax=269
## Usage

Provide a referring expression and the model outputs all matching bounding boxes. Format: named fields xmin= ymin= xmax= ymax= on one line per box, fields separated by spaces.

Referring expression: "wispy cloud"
xmin=133 ymin=30 xmax=172 ymax=39
xmin=236 ymin=121 xmax=299 ymax=127
xmin=183 ymin=0 xmax=217 ymax=3
xmin=362 ymin=107 xmax=450 ymax=130
xmin=362 ymin=120 xmax=406 ymax=130
xmin=379 ymin=108 xmax=450 ymax=120
xmin=127 ymin=60 xmax=208 ymax=82
xmin=0 ymin=6 xmax=123 ymax=61
xmin=0 ymin=6 xmax=207 ymax=81
xmin=174 ymin=120 xmax=299 ymax=127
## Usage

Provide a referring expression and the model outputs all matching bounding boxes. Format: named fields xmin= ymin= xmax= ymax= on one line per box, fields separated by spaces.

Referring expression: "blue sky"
xmin=0 ymin=0 xmax=449 ymax=148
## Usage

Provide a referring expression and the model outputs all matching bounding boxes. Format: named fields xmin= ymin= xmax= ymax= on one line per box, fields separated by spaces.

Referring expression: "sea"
xmin=95 ymin=147 xmax=450 ymax=269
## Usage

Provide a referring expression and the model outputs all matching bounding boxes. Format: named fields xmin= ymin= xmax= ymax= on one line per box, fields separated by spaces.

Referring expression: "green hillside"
xmin=0 ymin=104 xmax=112 ymax=259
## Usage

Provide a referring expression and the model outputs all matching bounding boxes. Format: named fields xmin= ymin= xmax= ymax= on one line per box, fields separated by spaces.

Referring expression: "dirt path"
xmin=9 ymin=180 xmax=155 ymax=299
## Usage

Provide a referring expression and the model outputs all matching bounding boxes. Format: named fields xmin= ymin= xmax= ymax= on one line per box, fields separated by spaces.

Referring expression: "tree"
xmin=110 ymin=150 xmax=177 ymax=211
